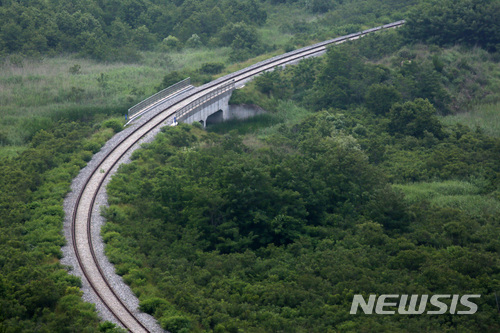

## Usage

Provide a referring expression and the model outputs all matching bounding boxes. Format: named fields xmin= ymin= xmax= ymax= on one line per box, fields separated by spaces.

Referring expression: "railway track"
xmin=69 ymin=20 xmax=405 ymax=332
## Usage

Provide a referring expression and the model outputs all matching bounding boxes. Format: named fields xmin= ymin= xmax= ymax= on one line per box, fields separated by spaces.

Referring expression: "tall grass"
xmin=0 ymin=145 xmax=27 ymax=158
xmin=393 ymin=180 xmax=482 ymax=203
xmin=141 ymin=47 xmax=232 ymax=72
xmin=441 ymin=102 xmax=500 ymax=137
xmin=0 ymin=47 xmax=237 ymax=149
xmin=0 ymin=57 xmax=164 ymax=110
xmin=431 ymin=195 xmax=500 ymax=217
xmin=394 ymin=180 xmax=500 ymax=218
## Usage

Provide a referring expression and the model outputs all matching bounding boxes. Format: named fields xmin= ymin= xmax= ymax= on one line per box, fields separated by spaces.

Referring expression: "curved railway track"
xmin=69 ymin=20 xmax=405 ymax=332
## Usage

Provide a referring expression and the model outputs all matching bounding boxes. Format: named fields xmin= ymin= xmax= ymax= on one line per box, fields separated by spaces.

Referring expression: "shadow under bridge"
xmin=175 ymin=80 xmax=235 ymax=127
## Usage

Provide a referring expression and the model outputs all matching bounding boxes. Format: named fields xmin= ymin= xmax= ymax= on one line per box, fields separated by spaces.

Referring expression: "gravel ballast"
xmin=60 ymin=91 xmax=190 ymax=332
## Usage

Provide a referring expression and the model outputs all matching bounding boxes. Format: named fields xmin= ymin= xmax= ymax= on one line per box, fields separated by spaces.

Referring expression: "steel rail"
xmin=70 ymin=20 xmax=405 ymax=332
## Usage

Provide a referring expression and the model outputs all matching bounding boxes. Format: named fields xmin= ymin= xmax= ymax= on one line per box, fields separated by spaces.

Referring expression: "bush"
xmin=365 ymin=84 xmax=401 ymax=115
xmin=309 ymin=0 xmax=336 ymax=13
xmin=139 ymin=297 xmax=171 ymax=315
xmin=388 ymin=98 xmax=443 ymax=139
xmin=101 ymin=118 xmax=123 ymax=133
xmin=0 ymin=130 xmax=10 ymax=145
xmin=163 ymin=35 xmax=182 ymax=51
xmin=192 ymin=121 xmax=203 ymax=129
xmin=186 ymin=34 xmax=202 ymax=48
xmin=83 ymin=140 xmax=102 ymax=154
xmin=157 ymin=71 xmax=188 ymax=91
xmin=160 ymin=315 xmax=191 ymax=333
xmin=199 ymin=62 xmax=225 ymax=75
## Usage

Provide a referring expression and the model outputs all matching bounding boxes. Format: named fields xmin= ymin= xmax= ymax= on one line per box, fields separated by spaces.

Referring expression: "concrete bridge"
xmin=176 ymin=80 xmax=235 ymax=127
xmin=127 ymin=20 xmax=406 ymax=128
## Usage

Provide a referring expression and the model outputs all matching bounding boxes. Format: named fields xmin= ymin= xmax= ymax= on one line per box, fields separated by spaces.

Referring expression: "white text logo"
xmin=350 ymin=294 xmax=480 ymax=315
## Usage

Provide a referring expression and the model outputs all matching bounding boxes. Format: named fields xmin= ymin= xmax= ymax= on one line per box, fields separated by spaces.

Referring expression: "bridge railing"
xmin=176 ymin=80 xmax=235 ymax=122
xmin=128 ymin=21 xmax=405 ymax=127
xmin=192 ymin=21 xmax=405 ymax=97
xmin=128 ymin=77 xmax=191 ymax=120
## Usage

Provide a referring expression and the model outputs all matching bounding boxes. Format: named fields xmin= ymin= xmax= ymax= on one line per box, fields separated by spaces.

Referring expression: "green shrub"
xmin=139 ymin=297 xmax=171 ymax=315
xmin=199 ymin=62 xmax=225 ymax=75
xmin=365 ymin=84 xmax=401 ymax=115
xmin=160 ymin=315 xmax=191 ymax=333
xmin=0 ymin=130 xmax=10 ymax=146
xmin=83 ymin=140 xmax=102 ymax=154
xmin=101 ymin=118 xmax=123 ymax=133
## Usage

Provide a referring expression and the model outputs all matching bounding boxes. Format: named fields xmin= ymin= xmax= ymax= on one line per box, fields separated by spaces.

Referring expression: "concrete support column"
xmin=183 ymin=92 xmax=232 ymax=127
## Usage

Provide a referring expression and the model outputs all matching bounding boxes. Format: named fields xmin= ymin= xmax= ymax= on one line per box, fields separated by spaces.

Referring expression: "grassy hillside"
xmin=0 ymin=48 xmax=232 ymax=151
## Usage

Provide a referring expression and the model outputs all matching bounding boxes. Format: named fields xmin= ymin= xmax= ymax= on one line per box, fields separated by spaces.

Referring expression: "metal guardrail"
xmin=128 ymin=77 xmax=191 ymax=119
xmin=176 ymin=80 xmax=235 ymax=122
xmin=192 ymin=20 xmax=406 ymax=95
xmin=128 ymin=20 xmax=406 ymax=127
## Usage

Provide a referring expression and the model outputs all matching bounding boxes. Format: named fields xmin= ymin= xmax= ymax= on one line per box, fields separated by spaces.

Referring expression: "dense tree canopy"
xmin=104 ymin=114 xmax=500 ymax=331
xmin=404 ymin=0 xmax=500 ymax=51
xmin=388 ymin=98 xmax=444 ymax=139
xmin=0 ymin=119 xmax=125 ymax=332
xmin=0 ymin=0 xmax=269 ymax=60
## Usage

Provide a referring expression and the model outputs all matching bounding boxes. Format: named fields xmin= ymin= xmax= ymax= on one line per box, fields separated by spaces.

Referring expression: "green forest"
xmin=0 ymin=0 xmax=412 ymax=62
xmin=1 ymin=0 xmax=500 ymax=332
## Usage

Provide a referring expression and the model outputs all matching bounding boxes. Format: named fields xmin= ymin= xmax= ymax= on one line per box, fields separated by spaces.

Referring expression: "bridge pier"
xmin=182 ymin=92 xmax=232 ymax=127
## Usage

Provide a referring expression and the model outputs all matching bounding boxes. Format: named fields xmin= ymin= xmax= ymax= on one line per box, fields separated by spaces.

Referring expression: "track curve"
xmin=68 ymin=20 xmax=405 ymax=332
